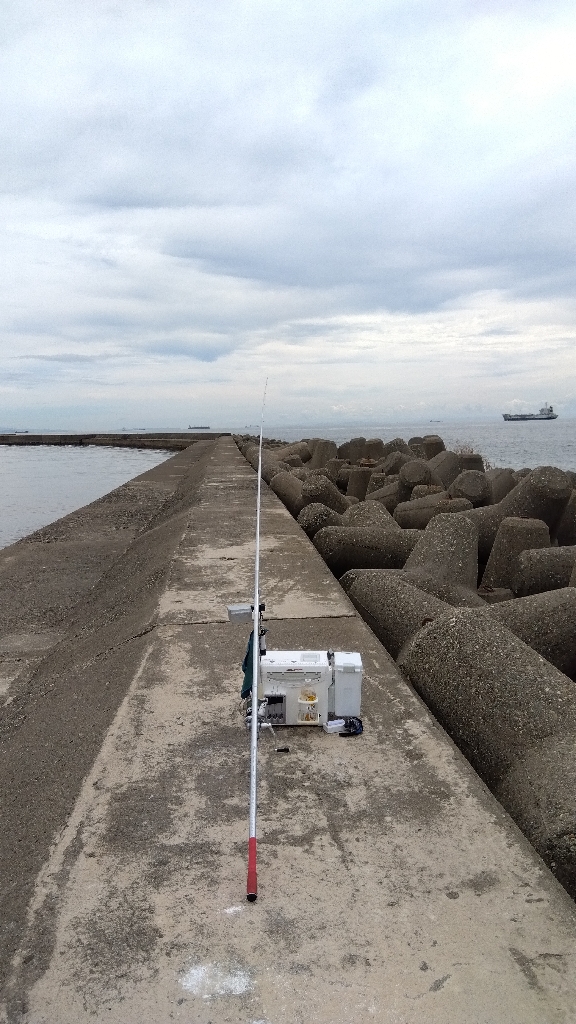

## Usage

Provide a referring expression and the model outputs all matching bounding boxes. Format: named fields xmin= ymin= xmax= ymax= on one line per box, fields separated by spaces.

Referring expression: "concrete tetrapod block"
xmin=410 ymin=484 xmax=445 ymax=500
xmin=346 ymin=568 xmax=576 ymax=673
xmin=308 ymin=439 xmax=338 ymax=469
xmin=380 ymin=436 xmax=414 ymax=459
xmin=398 ymin=609 xmax=576 ymax=897
xmin=393 ymin=491 xmax=449 ymax=528
xmin=366 ymin=480 xmax=402 ymax=513
xmin=408 ymin=436 xmax=425 ymax=458
xmin=366 ymin=472 xmax=389 ymax=495
xmin=261 ymin=458 xmax=292 ymax=484
xmin=302 ymin=467 xmax=332 ymax=481
xmin=343 ymin=565 xmax=576 ymax=675
xmin=313 ymin=526 xmax=420 ymax=578
xmin=512 ymin=468 xmax=533 ymax=485
xmin=398 ymin=458 xmax=436 ymax=493
xmin=346 ymin=465 xmax=374 ymax=501
xmin=297 ymin=502 xmax=342 ymax=538
xmin=489 ymin=588 xmax=576 ymax=680
xmin=337 ymin=436 xmax=366 ymax=462
xmin=511 ymin=546 xmax=576 ymax=596
xmin=458 ymin=466 xmax=573 ymax=561
xmin=301 ymin=475 xmax=351 ymax=514
xmin=486 ymin=468 xmax=516 ymax=504
xmin=422 ymin=434 xmax=445 ymax=459
xmin=270 ymin=471 xmax=306 ymax=518
xmin=448 ymin=470 xmax=492 ymax=507
xmin=480 ymin=517 xmax=550 ymax=591
xmin=460 ymin=453 xmax=485 ymax=472
xmin=273 ymin=440 xmax=313 ymax=463
xmin=246 ymin=447 xmax=273 ymax=472
xmin=477 ymin=587 xmax=515 ymax=604
xmin=401 ymin=512 xmax=485 ymax=606
xmin=324 ymin=458 xmax=348 ymax=483
xmin=339 ymin=567 xmax=391 ymax=593
xmin=336 ymin=464 xmax=353 ymax=491
xmin=364 ymin=438 xmax=385 ymax=461
xmin=341 ymin=499 xmax=399 ymax=529
xmin=427 ymin=450 xmax=462 ymax=488
xmin=431 ymin=498 xmax=474 ymax=516
xmin=338 ymin=568 xmax=372 ymax=592
xmin=496 ymin=466 xmax=572 ymax=535
xmin=347 ymin=571 xmax=450 ymax=659
xmin=378 ymin=450 xmax=412 ymax=477
xmin=556 ymin=489 xmax=576 ymax=545
xmin=242 ymin=443 xmax=260 ymax=467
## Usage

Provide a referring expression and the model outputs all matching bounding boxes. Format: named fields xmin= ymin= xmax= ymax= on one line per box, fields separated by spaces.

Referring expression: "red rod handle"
xmin=247 ymin=837 xmax=257 ymax=901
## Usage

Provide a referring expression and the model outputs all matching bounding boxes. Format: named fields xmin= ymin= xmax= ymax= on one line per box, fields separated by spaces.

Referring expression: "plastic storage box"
xmin=332 ymin=651 xmax=363 ymax=717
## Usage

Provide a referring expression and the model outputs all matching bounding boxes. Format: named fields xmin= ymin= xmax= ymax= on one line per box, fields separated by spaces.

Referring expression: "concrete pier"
xmin=1 ymin=437 xmax=576 ymax=1023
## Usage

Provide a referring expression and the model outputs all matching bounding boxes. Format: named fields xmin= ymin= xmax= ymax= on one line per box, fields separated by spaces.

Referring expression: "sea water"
xmin=0 ymin=445 xmax=172 ymax=551
xmin=264 ymin=418 xmax=576 ymax=473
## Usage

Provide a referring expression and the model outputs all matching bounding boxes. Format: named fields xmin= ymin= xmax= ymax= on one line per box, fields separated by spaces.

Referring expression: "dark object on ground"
xmin=339 ymin=717 xmax=363 ymax=736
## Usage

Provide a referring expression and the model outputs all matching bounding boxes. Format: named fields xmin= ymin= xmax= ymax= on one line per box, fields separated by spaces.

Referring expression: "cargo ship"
xmin=502 ymin=404 xmax=558 ymax=421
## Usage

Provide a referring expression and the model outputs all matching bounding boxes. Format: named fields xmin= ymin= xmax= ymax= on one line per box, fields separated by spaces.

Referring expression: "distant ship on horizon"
xmin=503 ymin=404 xmax=558 ymax=421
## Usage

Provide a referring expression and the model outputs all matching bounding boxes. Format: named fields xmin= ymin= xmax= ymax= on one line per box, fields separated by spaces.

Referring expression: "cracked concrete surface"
xmin=1 ymin=437 xmax=576 ymax=1023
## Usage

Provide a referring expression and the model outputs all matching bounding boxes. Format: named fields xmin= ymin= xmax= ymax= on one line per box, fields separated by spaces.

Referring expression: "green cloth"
xmin=241 ymin=630 xmax=254 ymax=699
xmin=238 ymin=626 xmax=266 ymax=700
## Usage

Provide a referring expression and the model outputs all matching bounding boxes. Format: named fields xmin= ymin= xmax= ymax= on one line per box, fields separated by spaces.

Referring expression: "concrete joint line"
xmin=80 ymin=622 xmax=158 ymax=665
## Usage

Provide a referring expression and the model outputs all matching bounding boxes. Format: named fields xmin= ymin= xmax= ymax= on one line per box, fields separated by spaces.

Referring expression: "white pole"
xmin=247 ymin=380 xmax=267 ymax=901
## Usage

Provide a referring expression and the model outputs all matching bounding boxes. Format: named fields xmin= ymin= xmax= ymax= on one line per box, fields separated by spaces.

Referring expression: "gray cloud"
xmin=2 ymin=0 xmax=576 ymax=425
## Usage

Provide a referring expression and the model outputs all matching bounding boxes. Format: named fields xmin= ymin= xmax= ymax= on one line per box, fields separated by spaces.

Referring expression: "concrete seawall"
xmin=1 ymin=437 xmax=576 ymax=1022
xmin=0 ymin=441 xmax=216 ymax=996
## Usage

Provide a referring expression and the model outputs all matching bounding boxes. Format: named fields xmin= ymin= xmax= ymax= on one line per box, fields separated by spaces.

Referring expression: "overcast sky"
xmin=2 ymin=0 xmax=576 ymax=428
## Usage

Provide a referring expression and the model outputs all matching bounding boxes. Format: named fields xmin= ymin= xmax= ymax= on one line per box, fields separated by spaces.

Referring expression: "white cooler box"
xmin=259 ymin=650 xmax=331 ymax=726
xmin=259 ymin=649 xmax=362 ymax=726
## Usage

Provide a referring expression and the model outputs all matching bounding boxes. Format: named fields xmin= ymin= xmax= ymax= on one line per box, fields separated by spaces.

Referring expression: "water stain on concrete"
xmin=509 ymin=947 xmax=542 ymax=991
xmin=104 ymin=776 xmax=182 ymax=853
xmin=67 ymin=883 xmax=163 ymax=1010
xmin=461 ymin=870 xmax=500 ymax=895
xmin=429 ymin=973 xmax=451 ymax=991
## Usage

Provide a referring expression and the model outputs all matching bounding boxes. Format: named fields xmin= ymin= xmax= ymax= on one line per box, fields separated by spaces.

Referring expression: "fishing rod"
xmin=247 ymin=379 xmax=267 ymax=902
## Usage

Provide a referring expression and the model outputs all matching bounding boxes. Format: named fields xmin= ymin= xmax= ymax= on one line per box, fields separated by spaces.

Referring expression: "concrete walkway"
xmin=3 ymin=436 xmax=576 ymax=1023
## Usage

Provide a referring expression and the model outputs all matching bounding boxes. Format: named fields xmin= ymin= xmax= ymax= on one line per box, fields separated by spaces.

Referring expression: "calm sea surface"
xmin=264 ymin=418 xmax=576 ymax=473
xmin=0 ymin=445 xmax=171 ymax=551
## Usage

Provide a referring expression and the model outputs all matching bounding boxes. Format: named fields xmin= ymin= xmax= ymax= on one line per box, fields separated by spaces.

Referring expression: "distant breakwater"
xmin=236 ymin=430 xmax=576 ymax=899
xmin=0 ymin=432 xmax=228 ymax=450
